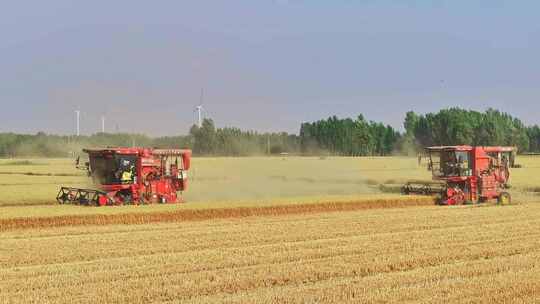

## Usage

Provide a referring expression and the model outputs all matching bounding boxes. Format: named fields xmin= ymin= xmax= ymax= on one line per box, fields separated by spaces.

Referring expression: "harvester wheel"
xmin=497 ymin=192 xmax=511 ymax=205
xmin=97 ymin=195 xmax=109 ymax=207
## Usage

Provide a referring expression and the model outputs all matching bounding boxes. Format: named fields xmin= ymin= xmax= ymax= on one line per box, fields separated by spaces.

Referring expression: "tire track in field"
xmin=4 ymin=219 xmax=539 ymax=283
xmin=196 ymin=251 xmax=540 ymax=304
xmin=0 ymin=197 xmax=434 ymax=231
xmin=5 ymin=235 xmax=537 ymax=302
xmin=5 ymin=215 xmax=540 ymax=270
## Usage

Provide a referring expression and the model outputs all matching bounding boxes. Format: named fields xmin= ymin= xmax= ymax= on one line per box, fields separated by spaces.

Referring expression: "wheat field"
xmin=0 ymin=155 xmax=539 ymax=209
xmin=2 ymin=203 xmax=540 ymax=303
xmin=1 ymin=156 xmax=539 ymax=303
xmin=0 ymin=156 xmax=418 ymax=207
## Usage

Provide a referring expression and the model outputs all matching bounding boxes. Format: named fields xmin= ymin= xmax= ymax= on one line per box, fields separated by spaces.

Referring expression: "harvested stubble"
xmin=1 ymin=203 xmax=540 ymax=303
xmin=0 ymin=196 xmax=433 ymax=231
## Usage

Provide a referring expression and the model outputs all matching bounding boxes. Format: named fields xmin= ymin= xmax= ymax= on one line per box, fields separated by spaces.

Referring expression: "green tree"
xmin=191 ymin=119 xmax=217 ymax=155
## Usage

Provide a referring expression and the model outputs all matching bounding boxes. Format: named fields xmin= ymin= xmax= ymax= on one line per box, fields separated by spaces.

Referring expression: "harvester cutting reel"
xmin=401 ymin=181 xmax=445 ymax=196
xmin=56 ymin=187 xmax=112 ymax=206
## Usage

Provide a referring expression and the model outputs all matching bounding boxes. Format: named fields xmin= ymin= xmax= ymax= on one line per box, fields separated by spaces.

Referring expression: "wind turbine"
xmin=194 ymin=88 xmax=205 ymax=127
xmin=195 ymin=105 xmax=204 ymax=128
xmin=75 ymin=110 xmax=80 ymax=136
xmin=101 ymin=115 xmax=106 ymax=133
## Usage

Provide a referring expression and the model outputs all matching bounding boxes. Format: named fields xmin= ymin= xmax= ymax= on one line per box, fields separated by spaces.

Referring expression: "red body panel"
xmin=84 ymin=147 xmax=191 ymax=205
xmin=427 ymin=146 xmax=514 ymax=205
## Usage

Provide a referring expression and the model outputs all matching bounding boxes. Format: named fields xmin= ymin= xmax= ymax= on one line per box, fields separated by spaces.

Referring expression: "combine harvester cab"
xmin=403 ymin=146 xmax=515 ymax=205
xmin=57 ymin=147 xmax=191 ymax=206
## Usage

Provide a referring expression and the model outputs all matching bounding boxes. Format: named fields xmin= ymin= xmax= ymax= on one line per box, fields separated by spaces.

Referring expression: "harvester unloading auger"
xmin=57 ymin=147 xmax=191 ymax=206
xmin=402 ymin=146 xmax=515 ymax=205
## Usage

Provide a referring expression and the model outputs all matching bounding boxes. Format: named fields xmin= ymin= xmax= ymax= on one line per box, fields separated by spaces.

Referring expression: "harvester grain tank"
xmin=402 ymin=146 xmax=514 ymax=205
xmin=57 ymin=147 xmax=191 ymax=206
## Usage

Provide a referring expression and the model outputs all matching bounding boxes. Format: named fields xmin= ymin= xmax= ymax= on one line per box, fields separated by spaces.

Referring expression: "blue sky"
xmin=1 ymin=1 xmax=539 ymax=135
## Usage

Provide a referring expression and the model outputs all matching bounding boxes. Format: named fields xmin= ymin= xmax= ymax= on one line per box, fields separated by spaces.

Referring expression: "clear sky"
xmin=1 ymin=1 xmax=539 ymax=135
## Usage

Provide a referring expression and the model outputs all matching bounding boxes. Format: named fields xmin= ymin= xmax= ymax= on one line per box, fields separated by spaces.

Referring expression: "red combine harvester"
xmin=57 ymin=147 xmax=191 ymax=206
xmin=402 ymin=146 xmax=515 ymax=205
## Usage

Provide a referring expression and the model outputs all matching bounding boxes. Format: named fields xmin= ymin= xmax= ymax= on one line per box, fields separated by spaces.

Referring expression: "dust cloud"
xmin=183 ymin=156 xmax=425 ymax=203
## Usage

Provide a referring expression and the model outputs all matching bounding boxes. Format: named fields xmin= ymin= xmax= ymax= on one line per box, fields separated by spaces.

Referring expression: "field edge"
xmin=0 ymin=196 xmax=435 ymax=231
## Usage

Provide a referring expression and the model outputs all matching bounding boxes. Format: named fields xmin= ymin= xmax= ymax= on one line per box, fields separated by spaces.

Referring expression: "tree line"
xmin=1 ymin=107 xmax=540 ymax=157
xmin=188 ymin=119 xmax=299 ymax=156
xmin=403 ymin=108 xmax=535 ymax=153
xmin=299 ymin=108 xmax=540 ymax=156
xmin=299 ymin=115 xmax=400 ymax=156
xmin=0 ymin=121 xmax=300 ymax=158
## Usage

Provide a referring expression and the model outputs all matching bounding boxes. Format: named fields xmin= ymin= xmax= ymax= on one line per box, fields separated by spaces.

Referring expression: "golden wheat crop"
xmin=1 ymin=156 xmax=539 ymax=303
xmin=1 ymin=202 xmax=540 ymax=303
xmin=0 ymin=156 xmax=428 ymax=207
xmin=1 ymin=155 xmax=538 ymax=208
